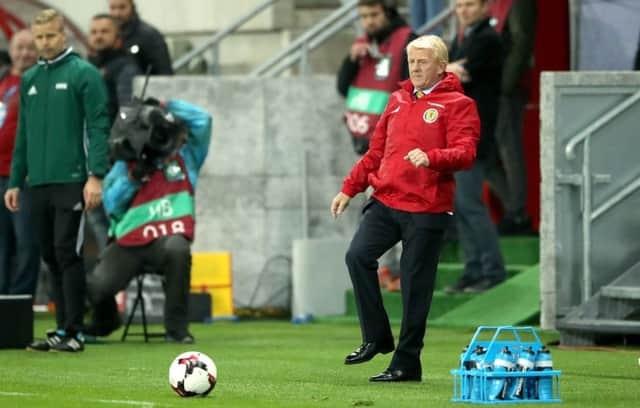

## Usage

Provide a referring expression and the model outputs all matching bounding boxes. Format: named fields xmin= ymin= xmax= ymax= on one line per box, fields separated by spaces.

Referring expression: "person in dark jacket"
xmin=4 ymin=9 xmax=110 ymax=352
xmin=87 ymin=13 xmax=142 ymax=254
xmin=443 ymin=0 xmax=506 ymax=294
xmin=332 ymin=35 xmax=479 ymax=382
xmin=486 ymin=0 xmax=537 ymax=235
xmin=108 ymin=0 xmax=173 ymax=75
xmin=89 ymin=14 xmax=141 ymax=123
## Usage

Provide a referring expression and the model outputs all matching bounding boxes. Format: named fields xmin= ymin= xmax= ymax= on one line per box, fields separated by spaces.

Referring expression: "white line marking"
xmin=0 ymin=391 xmax=169 ymax=407
xmin=0 ymin=391 xmax=36 ymax=397
xmin=93 ymin=399 xmax=161 ymax=407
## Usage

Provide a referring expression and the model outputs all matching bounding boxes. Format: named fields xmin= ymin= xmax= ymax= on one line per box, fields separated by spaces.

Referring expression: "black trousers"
xmin=87 ymin=235 xmax=192 ymax=336
xmin=345 ymin=198 xmax=449 ymax=372
xmin=31 ymin=183 xmax=86 ymax=334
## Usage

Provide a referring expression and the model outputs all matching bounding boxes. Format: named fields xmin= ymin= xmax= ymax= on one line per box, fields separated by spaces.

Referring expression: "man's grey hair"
xmin=406 ymin=35 xmax=449 ymax=65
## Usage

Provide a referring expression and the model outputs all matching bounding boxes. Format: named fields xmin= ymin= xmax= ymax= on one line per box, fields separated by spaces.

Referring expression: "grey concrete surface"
xmin=138 ymin=75 xmax=364 ymax=309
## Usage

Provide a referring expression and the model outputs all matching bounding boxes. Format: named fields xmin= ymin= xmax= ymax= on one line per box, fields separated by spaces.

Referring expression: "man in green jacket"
xmin=3 ymin=9 xmax=110 ymax=352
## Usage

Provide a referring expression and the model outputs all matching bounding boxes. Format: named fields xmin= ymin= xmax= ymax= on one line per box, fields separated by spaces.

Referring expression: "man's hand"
xmin=350 ymin=42 xmax=369 ymax=62
xmin=331 ymin=192 xmax=352 ymax=219
xmin=4 ymin=188 xmax=20 ymax=212
xmin=446 ymin=60 xmax=470 ymax=83
xmin=84 ymin=176 xmax=103 ymax=211
xmin=404 ymin=148 xmax=430 ymax=168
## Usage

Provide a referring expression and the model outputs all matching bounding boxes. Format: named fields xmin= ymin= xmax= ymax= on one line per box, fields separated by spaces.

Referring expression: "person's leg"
xmin=487 ymin=89 xmax=532 ymax=234
xmin=150 ymin=235 xmax=192 ymax=339
xmin=9 ymin=185 xmax=41 ymax=296
xmin=26 ymin=186 xmax=66 ymax=351
xmin=455 ymin=162 xmax=506 ymax=288
xmin=87 ymin=242 xmax=141 ymax=335
xmin=389 ymin=211 xmax=448 ymax=374
xmin=86 ymin=205 xmax=110 ymax=254
xmin=51 ymin=183 xmax=87 ymax=335
xmin=449 ymin=165 xmax=485 ymax=290
xmin=0 ymin=177 xmax=12 ymax=294
xmin=485 ymin=100 xmax=510 ymax=205
xmin=31 ymin=185 xmax=65 ymax=329
xmin=345 ymin=199 xmax=401 ymax=344
xmin=498 ymin=88 xmax=529 ymax=219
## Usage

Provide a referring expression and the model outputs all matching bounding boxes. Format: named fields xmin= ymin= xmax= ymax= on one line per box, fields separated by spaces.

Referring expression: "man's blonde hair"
xmin=32 ymin=9 xmax=65 ymax=31
xmin=406 ymin=35 xmax=449 ymax=65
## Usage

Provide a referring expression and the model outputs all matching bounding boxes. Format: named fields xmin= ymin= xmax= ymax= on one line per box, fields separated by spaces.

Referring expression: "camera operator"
xmin=86 ymin=98 xmax=212 ymax=344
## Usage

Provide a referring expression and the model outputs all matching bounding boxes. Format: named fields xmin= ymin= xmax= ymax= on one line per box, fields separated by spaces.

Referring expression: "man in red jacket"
xmin=331 ymin=35 xmax=479 ymax=382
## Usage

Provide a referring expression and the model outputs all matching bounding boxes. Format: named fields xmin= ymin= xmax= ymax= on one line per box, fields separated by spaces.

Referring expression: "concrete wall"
xmin=48 ymin=0 xmax=295 ymax=34
xmin=138 ymin=75 xmax=364 ymax=309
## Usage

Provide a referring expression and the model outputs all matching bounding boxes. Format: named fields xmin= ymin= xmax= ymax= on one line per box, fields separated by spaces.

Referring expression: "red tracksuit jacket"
xmin=341 ymin=72 xmax=480 ymax=213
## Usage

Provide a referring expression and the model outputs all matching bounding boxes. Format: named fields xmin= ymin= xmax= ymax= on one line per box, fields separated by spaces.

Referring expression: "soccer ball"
xmin=169 ymin=351 xmax=217 ymax=397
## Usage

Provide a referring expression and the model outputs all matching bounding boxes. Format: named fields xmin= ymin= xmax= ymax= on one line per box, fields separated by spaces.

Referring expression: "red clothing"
xmin=344 ymin=26 xmax=412 ymax=141
xmin=341 ymin=73 xmax=480 ymax=213
xmin=0 ymin=73 xmax=20 ymax=176
xmin=488 ymin=0 xmax=514 ymax=34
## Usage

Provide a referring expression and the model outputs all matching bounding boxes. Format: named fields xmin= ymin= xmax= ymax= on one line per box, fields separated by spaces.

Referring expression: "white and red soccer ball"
xmin=169 ymin=351 xmax=217 ymax=397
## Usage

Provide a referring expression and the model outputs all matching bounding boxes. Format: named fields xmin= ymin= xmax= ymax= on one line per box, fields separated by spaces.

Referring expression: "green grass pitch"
xmin=0 ymin=314 xmax=638 ymax=407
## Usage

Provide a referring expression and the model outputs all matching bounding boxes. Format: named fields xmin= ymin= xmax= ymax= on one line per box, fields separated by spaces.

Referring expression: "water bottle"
xmin=469 ymin=346 xmax=488 ymax=401
xmin=507 ymin=346 xmax=536 ymax=399
xmin=462 ymin=346 xmax=478 ymax=399
xmin=458 ymin=345 xmax=469 ymax=399
xmin=535 ymin=347 xmax=554 ymax=400
xmin=488 ymin=347 xmax=515 ymax=400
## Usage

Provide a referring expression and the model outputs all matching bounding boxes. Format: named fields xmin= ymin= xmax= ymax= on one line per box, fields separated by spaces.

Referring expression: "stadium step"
xmin=344 ymin=237 xmax=540 ymax=325
xmin=556 ymin=318 xmax=640 ymax=334
xmin=429 ymin=264 xmax=541 ymax=327
xmin=345 ymin=289 xmax=475 ymax=322
xmin=557 ymin=318 xmax=640 ymax=346
xmin=435 ymin=262 xmax=531 ymax=292
xmin=439 ymin=236 xmax=539 ymax=265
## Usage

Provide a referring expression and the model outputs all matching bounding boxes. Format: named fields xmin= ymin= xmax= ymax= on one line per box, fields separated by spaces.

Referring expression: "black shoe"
xmin=443 ymin=278 xmax=476 ymax=295
xmin=49 ymin=334 xmax=85 ymax=352
xmin=369 ymin=368 xmax=422 ymax=382
xmin=498 ymin=215 xmax=535 ymax=236
xmin=26 ymin=329 xmax=64 ymax=352
xmin=344 ymin=341 xmax=394 ymax=365
xmin=165 ymin=332 xmax=195 ymax=344
xmin=463 ymin=277 xmax=505 ymax=294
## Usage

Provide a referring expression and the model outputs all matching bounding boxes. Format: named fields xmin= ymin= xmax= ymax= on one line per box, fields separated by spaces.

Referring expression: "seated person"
xmin=86 ymin=98 xmax=212 ymax=343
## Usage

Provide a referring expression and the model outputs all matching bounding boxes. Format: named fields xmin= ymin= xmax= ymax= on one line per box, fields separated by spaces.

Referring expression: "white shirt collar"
xmin=413 ymin=80 xmax=442 ymax=96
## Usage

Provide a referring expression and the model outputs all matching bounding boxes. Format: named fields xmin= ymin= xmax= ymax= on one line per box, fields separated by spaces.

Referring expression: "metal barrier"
xmin=171 ymin=0 xmax=278 ymax=74
xmin=561 ymin=88 xmax=640 ymax=302
xmin=250 ymin=0 xmax=359 ymax=77
xmin=252 ymin=2 xmax=455 ymax=78
xmin=171 ymin=0 xmax=454 ymax=77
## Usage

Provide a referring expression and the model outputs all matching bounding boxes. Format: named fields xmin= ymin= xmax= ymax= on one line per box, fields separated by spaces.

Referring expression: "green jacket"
xmin=9 ymin=48 xmax=110 ymax=188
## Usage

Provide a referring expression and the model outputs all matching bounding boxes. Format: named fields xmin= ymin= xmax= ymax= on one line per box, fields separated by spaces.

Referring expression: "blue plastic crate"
xmin=451 ymin=326 xmax=562 ymax=404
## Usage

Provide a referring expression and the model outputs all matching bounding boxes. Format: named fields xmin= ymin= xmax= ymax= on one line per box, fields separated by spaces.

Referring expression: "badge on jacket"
xmin=423 ymin=108 xmax=439 ymax=124
xmin=375 ymin=56 xmax=391 ymax=80
xmin=164 ymin=161 xmax=185 ymax=181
